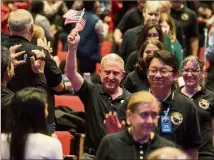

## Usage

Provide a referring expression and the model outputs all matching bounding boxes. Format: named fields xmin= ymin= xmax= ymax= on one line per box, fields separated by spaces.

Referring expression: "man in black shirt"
xmin=171 ymin=1 xmax=199 ymax=57
xmin=2 ymin=9 xmax=65 ymax=133
xmin=96 ymin=91 xmax=176 ymax=160
xmin=114 ymin=0 xmax=145 ymax=46
xmin=107 ymin=50 xmax=201 ymax=159
xmin=119 ymin=1 xmax=172 ymax=63
xmin=66 ymin=29 xmax=130 ymax=159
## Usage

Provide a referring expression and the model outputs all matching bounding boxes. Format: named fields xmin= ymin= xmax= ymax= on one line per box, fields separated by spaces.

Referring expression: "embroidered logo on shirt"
xmin=181 ymin=13 xmax=189 ymax=21
xmin=198 ymin=99 xmax=209 ymax=109
xmin=171 ymin=112 xmax=183 ymax=125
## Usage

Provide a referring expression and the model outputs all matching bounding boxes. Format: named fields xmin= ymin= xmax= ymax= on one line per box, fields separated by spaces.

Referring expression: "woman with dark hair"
xmin=123 ymin=39 xmax=163 ymax=93
xmin=1 ymin=88 xmax=63 ymax=160
xmin=125 ymin=20 xmax=167 ymax=73
xmin=179 ymin=56 xmax=214 ymax=160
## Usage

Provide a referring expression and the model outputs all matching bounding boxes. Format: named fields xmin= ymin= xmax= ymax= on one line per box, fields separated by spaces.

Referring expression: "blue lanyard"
xmin=164 ymin=107 xmax=170 ymax=117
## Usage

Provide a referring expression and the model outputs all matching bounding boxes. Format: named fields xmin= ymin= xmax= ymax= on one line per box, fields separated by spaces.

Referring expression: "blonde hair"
xmin=33 ymin=24 xmax=45 ymax=39
xmin=147 ymin=147 xmax=190 ymax=159
xmin=100 ymin=53 xmax=124 ymax=70
xmin=160 ymin=13 xmax=177 ymax=42
xmin=143 ymin=1 xmax=162 ymax=13
xmin=127 ymin=91 xmax=160 ymax=113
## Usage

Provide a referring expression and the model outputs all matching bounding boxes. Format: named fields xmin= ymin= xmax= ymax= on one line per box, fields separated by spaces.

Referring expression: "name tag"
xmin=160 ymin=115 xmax=172 ymax=133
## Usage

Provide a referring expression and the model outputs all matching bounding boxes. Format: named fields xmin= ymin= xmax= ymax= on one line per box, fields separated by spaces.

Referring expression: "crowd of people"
xmin=1 ymin=0 xmax=214 ymax=160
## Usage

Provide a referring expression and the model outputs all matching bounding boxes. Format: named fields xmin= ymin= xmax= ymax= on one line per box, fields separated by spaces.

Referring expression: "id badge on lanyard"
xmin=160 ymin=107 xmax=172 ymax=133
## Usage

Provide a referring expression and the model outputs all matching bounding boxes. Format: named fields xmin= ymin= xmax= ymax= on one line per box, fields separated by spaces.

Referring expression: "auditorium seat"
xmin=55 ymin=131 xmax=75 ymax=155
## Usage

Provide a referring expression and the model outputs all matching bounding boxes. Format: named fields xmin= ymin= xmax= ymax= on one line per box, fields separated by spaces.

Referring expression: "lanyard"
xmin=164 ymin=107 xmax=170 ymax=117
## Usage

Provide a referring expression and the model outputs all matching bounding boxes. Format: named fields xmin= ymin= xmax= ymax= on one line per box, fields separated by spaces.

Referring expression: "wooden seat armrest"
xmin=64 ymin=154 xmax=77 ymax=160
xmin=74 ymin=133 xmax=85 ymax=158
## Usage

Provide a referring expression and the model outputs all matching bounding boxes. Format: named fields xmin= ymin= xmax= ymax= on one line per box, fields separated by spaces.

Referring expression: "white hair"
xmin=8 ymin=9 xmax=34 ymax=34
xmin=100 ymin=53 xmax=124 ymax=70
xmin=143 ymin=1 xmax=162 ymax=13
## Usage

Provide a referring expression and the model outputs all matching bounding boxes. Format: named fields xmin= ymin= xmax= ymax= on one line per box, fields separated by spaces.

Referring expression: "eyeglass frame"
xmin=147 ymin=33 xmax=159 ymax=38
xmin=181 ymin=69 xmax=201 ymax=75
xmin=147 ymin=68 xmax=174 ymax=76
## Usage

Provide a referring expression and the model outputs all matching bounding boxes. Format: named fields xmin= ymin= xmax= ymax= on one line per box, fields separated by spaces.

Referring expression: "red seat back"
xmin=55 ymin=95 xmax=85 ymax=112
xmin=55 ymin=131 xmax=74 ymax=155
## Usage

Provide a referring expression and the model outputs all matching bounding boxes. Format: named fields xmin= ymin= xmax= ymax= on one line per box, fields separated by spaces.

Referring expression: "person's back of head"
xmin=30 ymin=0 xmax=44 ymax=14
xmin=9 ymin=87 xmax=48 ymax=160
xmin=83 ymin=0 xmax=96 ymax=12
xmin=8 ymin=9 xmax=34 ymax=36
xmin=31 ymin=24 xmax=45 ymax=45
xmin=146 ymin=147 xmax=190 ymax=159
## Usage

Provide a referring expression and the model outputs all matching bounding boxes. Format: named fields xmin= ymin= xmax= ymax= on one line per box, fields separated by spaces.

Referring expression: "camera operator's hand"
xmin=30 ymin=50 xmax=46 ymax=73
xmin=9 ymin=44 xmax=26 ymax=67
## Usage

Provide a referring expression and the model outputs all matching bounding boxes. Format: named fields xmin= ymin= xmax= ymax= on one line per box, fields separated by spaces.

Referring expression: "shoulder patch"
xmin=181 ymin=13 xmax=189 ymax=21
xmin=198 ymin=99 xmax=209 ymax=109
xmin=171 ymin=112 xmax=183 ymax=125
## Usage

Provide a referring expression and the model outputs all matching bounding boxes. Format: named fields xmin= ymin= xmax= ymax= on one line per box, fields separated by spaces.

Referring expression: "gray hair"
xmin=8 ymin=9 xmax=33 ymax=33
xmin=100 ymin=53 xmax=124 ymax=70
xmin=182 ymin=55 xmax=204 ymax=71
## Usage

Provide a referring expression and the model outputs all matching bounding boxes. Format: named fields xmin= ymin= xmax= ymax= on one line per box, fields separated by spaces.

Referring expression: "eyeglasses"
xmin=148 ymin=68 xmax=174 ymax=76
xmin=182 ymin=69 xmax=201 ymax=75
xmin=147 ymin=33 xmax=159 ymax=38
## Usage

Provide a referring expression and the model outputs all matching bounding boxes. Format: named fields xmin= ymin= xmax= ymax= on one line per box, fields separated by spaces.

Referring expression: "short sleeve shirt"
xmin=180 ymin=87 xmax=214 ymax=157
xmin=118 ymin=90 xmax=201 ymax=149
xmin=96 ymin=129 xmax=176 ymax=160
xmin=76 ymin=80 xmax=131 ymax=150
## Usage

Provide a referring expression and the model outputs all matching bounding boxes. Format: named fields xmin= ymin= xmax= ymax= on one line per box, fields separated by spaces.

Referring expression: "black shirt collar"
xmin=148 ymin=88 xmax=174 ymax=106
xmin=99 ymin=85 xmax=130 ymax=100
xmin=9 ymin=35 xmax=30 ymax=42
xmin=125 ymin=128 xmax=157 ymax=146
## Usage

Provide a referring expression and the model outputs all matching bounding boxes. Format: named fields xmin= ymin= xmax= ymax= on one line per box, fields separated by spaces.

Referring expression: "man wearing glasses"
xmin=113 ymin=50 xmax=201 ymax=159
xmin=66 ymin=29 xmax=131 ymax=159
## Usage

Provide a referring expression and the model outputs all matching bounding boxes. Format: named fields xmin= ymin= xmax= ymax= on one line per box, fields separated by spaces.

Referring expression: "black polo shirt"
xmin=122 ymin=67 xmax=149 ymax=93
xmin=76 ymin=80 xmax=131 ymax=151
xmin=96 ymin=129 xmax=176 ymax=160
xmin=171 ymin=6 xmax=199 ymax=57
xmin=125 ymin=50 xmax=138 ymax=73
xmin=180 ymin=87 xmax=214 ymax=158
xmin=118 ymin=91 xmax=201 ymax=150
xmin=2 ymin=35 xmax=63 ymax=125
xmin=117 ymin=7 xmax=143 ymax=34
